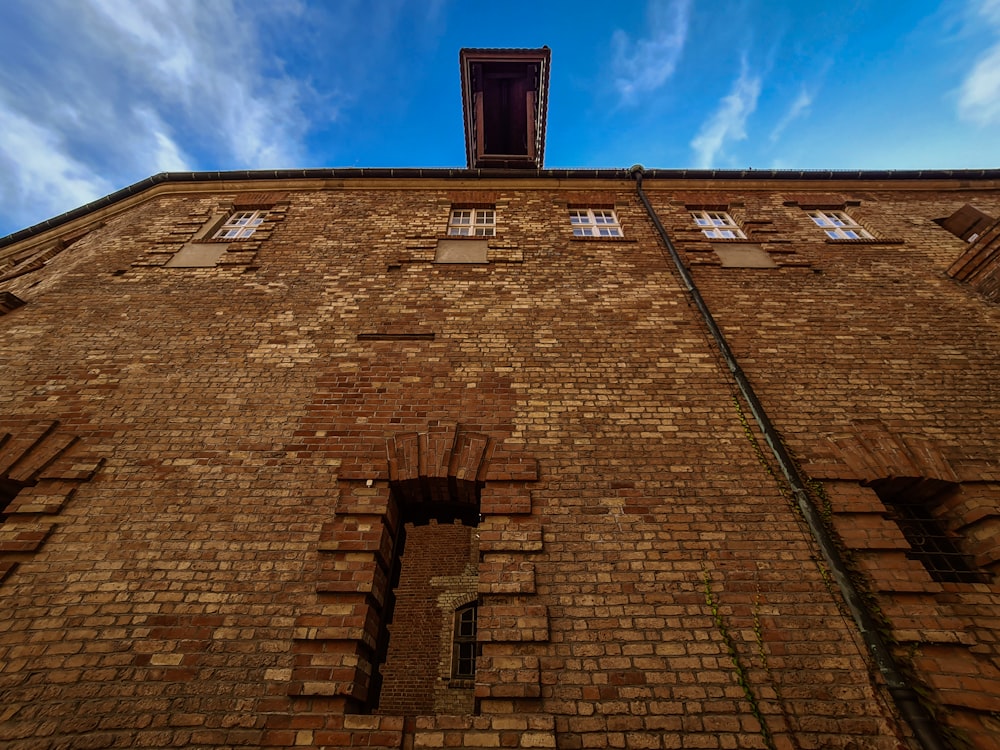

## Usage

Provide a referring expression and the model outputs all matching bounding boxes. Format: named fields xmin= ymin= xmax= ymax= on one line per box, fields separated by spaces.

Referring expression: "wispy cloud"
xmin=0 ymin=101 xmax=115 ymax=223
xmin=690 ymin=59 xmax=762 ymax=168
xmin=0 ymin=0 xmax=314 ymax=234
xmin=958 ymin=0 xmax=1000 ymax=124
xmin=769 ymin=87 xmax=814 ymax=143
xmin=84 ymin=0 xmax=309 ymax=168
xmin=611 ymin=0 xmax=691 ymax=103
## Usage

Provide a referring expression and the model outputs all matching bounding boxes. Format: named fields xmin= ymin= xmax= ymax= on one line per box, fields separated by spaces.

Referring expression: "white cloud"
xmin=958 ymin=0 xmax=1000 ymax=124
xmin=690 ymin=59 xmax=762 ymax=168
xmin=770 ymin=87 xmax=814 ymax=143
xmin=0 ymin=101 xmax=115 ymax=224
xmin=981 ymin=0 xmax=1000 ymax=24
xmin=0 ymin=0 xmax=314 ymax=234
xmin=134 ymin=109 xmax=194 ymax=174
xmin=84 ymin=0 xmax=308 ymax=168
xmin=611 ymin=0 xmax=691 ymax=103
xmin=958 ymin=48 xmax=1000 ymax=125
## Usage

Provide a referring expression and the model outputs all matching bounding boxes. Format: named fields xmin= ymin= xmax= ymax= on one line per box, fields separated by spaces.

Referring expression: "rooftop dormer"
xmin=460 ymin=47 xmax=550 ymax=170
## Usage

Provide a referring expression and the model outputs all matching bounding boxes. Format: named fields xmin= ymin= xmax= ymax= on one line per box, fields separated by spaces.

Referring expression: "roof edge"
xmin=4 ymin=167 xmax=1000 ymax=249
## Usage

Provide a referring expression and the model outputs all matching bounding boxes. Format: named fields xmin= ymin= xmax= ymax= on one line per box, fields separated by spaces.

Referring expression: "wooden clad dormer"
xmin=460 ymin=47 xmax=550 ymax=169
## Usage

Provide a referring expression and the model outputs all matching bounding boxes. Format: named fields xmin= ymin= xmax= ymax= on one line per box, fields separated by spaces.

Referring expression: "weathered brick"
xmin=1 ymin=173 xmax=998 ymax=750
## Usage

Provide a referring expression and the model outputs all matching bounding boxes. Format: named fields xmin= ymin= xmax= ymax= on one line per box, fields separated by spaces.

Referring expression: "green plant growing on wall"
xmin=702 ymin=568 xmax=777 ymax=750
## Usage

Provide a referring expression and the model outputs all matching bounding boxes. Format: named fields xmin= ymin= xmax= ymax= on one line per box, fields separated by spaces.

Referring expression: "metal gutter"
xmin=629 ymin=164 xmax=950 ymax=750
xmin=4 ymin=166 xmax=1000 ymax=249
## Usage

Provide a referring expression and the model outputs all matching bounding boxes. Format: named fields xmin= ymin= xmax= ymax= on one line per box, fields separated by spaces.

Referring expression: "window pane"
xmin=571 ymin=208 xmax=622 ymax=237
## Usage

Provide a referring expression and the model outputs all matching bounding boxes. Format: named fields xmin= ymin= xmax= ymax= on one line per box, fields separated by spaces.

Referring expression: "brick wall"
xmin=377 ymin=520 xmax=478 ymax=715
xmin=0 ymin=176 xmax=997 ymax=748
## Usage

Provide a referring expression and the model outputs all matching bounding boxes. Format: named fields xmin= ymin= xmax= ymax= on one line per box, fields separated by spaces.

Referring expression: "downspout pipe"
xmin=629 ymin=164 xmax=948 ymax=750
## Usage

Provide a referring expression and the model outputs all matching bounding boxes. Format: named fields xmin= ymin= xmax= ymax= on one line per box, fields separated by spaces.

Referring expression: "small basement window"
xmin=870 ymin=477 xmax=989 ymax=584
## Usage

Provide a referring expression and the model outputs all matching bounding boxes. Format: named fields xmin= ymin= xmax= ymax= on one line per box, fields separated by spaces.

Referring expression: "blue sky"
xmin=1 ymin=0 xmax=999 ymax=238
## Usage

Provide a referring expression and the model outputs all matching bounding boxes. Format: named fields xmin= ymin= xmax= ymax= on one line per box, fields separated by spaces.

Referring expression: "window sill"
xmin=823 ymin=237 xmax=905 ymax=245
xmin=570 ymin=236 xmax=635 ymax=242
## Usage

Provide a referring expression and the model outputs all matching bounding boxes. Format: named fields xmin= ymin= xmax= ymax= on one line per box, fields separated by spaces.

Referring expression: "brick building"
xmin=2 ymin=48 xmax=1000 ymax=750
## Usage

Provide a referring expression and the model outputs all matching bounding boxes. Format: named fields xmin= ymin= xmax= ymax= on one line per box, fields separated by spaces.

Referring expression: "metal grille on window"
xmin=569 ymin=208 xmax=623 ymax=237
xmin=871 ymin=477 xmax=989 ymax=584
xmin=452 ymin=602 xmax=478 ymax=679
xmin=887 ymin=501 xmax=988 ymax=583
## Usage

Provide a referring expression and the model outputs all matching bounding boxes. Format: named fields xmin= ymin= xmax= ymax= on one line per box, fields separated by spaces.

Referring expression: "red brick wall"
xmin=377 ymin=520 xmax=478 ymax=715
xmin=0 ymin=177 xmax=998 ymax=748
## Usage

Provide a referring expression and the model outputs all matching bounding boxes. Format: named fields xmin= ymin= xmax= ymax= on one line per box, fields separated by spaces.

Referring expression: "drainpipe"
xmin=629 ymin=164 xmax=948 ymax=750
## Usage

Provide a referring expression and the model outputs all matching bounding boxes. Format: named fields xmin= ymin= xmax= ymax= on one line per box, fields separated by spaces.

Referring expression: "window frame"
xmin=212 ymin=210 xmax=267 ymax=240
xmin=807 ymin=210 xmax=873 ymax=240
xmin=451 ymin=601 xmax=478 ymax=681
xmin=691 ymin=210 xmax=746 ymax=239
xmin=569 ymin=208 xmax=623 ymax=238
xmin=448 ymin=208 xmax=496 ymax=237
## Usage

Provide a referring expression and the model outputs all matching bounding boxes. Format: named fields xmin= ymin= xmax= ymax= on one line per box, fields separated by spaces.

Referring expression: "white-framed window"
xmin=569 ymin=208 xmax=623 ymax=237
xmin=691 ymin=211 xmax=746 ymax=239
xmin=213 ymin=210 xmax=266 ymax=240
xmin=807 ymin=210 xmax=873 ymax=240
xmin=448 ymin=208 xmax=496 ymax=237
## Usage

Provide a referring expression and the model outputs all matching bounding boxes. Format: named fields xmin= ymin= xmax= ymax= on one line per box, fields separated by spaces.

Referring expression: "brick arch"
xmin=823 ymin=419 xmax=960 ymax=483
xmin=0 ymin=419 xmax=103 ymax=582
xmin=284 ymin=422 xmax=544 ymax=740
xmin=387 ymin=425 xmax=495 ymax=481
xmin=807 ymin=419 xmax=1000 ymax=590
xmin=385 ymin=426 xmax=493 ymax=524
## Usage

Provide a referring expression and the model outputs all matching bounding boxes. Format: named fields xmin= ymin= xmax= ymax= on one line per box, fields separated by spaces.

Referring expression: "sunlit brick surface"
xmin=0 ymin=176 xmax=999 ymax=748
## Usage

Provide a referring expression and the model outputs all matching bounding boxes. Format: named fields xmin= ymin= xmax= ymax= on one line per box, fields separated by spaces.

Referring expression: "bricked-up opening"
xmin=369 ymin=477 xmax=481 ymax=716
xmin=869 ymin=477 xmax=990 ymax=584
